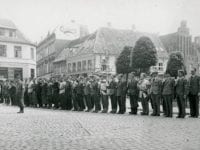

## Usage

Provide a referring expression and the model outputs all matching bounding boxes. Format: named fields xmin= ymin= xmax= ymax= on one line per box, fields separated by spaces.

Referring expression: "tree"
xmin=166 ymin=52 xmax=186 ymax=78
xmin=116 ymin=46 xmax=134 ymax=81
xmin=131 ymin=36 xmax=157 ymax=74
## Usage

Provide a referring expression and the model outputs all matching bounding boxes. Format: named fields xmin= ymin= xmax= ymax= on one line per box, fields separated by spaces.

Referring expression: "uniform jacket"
xmin=107 ymin=80 xmax=117 ymax=96
xmin=116 ymin=80 xmax=127 ymax=96
xmin=175 ymin=77 xmax=188 ymax=96
xmin=188 ymin=75 xmax=200 ymax=95
xmin=162 ymin=77 xmax=175 ymax=95
xmin=90 ymin=81 xmax=99 ymax=95
xmin=150 ymin=77 xmax=162 ymax=95
xmin=83 ymin=82 xmax=91 ymax=95
xmin=127 ymin=79 xmax=138 ymax=96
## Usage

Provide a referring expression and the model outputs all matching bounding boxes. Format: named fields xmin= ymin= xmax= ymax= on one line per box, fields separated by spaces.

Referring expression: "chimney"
xmin=107 ymin=22 xmax=112 ymax=28
xmin=131 ymin=24 xmax=135 ymax=31
xmin=79 ymin=25 xmax=89 ymax=38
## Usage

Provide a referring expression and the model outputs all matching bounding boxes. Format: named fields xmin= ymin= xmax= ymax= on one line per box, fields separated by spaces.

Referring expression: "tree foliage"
xmin=116 ymin=46 xmax=133 ymax=74
xmin=166 ymin=52 xmax=186 ymax=78
xmin=131 ymin=36 xmax=157 ymax=74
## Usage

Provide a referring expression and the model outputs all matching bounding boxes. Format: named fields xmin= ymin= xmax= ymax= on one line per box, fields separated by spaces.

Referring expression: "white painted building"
xmin=0 ymin=19 xmax=36 ymax=80
xmin=54 ymin=27 xmax=168 ymax=76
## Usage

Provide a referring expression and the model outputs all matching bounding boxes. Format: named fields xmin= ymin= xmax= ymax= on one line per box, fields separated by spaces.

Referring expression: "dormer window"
xmin=0 ymin=28 xmax=5 ymax=36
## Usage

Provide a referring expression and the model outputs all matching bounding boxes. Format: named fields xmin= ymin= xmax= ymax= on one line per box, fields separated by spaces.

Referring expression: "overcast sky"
xmin=0 ymin=0 xmax=200 ymax=42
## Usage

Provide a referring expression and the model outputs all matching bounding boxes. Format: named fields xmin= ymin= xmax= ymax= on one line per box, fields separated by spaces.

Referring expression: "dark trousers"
xmin=91 ymin=94 xmax=101 ymax=111
xmin=101 ymin=95 xmax=108 ymax=112
xmin=151 ymin=94 xmax=161 ymax=115
xmin=110 ymin=95 xmax=117 ymax=112
xmin=117 ymin=95 xmax=126 ymax=113
xmin=37 ymin=93 xmax=42 ymax=107
xmin=66 ymin=94 xmax=72 ymax=110
xmin=24 ymin=92 xmax=29 ymax=107
xmin=188 ymin=94 xmax=199 ymax=117
xmin=10 ymin=94 xmax=16 ymax=105
xmin=60 ymin=93 xmax=66 ymax=109
xmin=16 ymin=94 xmax=24 ymax=112
xmin=47 ymin=95 xmax=52 ymax=107
xmin=85 ymin=95 xmax=92 ymax=111
xmin=129 ymin=95 xmax=138 ymax=114
xmin=163 ymin=95 xmax=173 ymax=117
xmin=140 ymin=96 xmax=149 ymax=115
xmin=72 ymin=94 xmax=79 ymax=111
xmin=176 ymin=94 xmax=186 ymax=117
xmin=77 ymin=94 xmax=85 ymax=110
xmin=53 ymin=93 xmax=59 ymax=108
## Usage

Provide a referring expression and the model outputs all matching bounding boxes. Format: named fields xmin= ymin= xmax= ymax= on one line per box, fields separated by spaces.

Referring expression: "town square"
xmin=0 ymin=0 xmax=200 ymax=149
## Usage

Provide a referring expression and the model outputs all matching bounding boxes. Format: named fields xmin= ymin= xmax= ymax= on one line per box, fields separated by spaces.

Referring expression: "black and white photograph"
xmin=0 ymin=0 xmax=200 ymax=149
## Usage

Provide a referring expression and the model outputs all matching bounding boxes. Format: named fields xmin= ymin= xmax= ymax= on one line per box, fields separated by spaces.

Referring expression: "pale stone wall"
xmin=0 ymin=41 xmax=36 ymax=79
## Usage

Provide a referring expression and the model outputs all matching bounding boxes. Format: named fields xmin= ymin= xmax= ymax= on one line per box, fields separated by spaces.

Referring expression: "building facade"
xmin=54 ymin=27 xmax=168 ymax=76
xmin=36 ymin=21 xmax=89 ymax=78
xmin=0 ymin=19 xmax=36 ymax=80
xmin=160 ymin=21 xmax=198 ymax=74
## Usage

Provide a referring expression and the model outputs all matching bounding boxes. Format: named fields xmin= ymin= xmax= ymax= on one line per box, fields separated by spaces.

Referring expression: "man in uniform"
xmin=175 ymin=70 xmax=188 ymax=118
xmin=76 ymin=77 xmax=85 ymax=111
xmin=137 ymin=73 xmax=150 ymax=115
xmin=116 ymin=74 xmax=127 ymax=114
xmin=162 ymin=73 xmax=175 ymax=117
xmin=83 ymin=77 xmax=92 ymax=112
xmin=15 ymin=75 xmax=25 ymax=113
xmin=108 ymin=75 xmax=117 ymax=114
xmin=188 ymin=68 xmax=200 ymax=118
xmin=150 ymin=71 xmax=162 ymax=116
xmin=91 ymin=77 xmax=101 ymax=113
xmin=127 ymin=72 xmax=139 ymax=115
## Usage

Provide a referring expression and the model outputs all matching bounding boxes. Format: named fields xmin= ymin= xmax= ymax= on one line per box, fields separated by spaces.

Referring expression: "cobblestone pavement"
xmin=0 ymin=104 xmax=200 ymax=150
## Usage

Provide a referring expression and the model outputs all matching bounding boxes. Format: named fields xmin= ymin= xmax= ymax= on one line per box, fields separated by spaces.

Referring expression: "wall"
xmin=0 ymin=41 xmax=36 ymax=79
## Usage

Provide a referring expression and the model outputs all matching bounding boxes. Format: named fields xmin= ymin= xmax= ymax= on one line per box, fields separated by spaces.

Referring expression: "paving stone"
xmin=0 ymin=104 xmax=199 ymax=150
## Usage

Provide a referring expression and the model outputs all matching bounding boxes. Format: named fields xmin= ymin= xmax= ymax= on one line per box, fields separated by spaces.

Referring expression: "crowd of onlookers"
xmin=0 ymin=68 xmax=199 ymax=118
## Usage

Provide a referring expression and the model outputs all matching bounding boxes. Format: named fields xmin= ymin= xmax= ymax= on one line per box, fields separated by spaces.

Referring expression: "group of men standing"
xmin=0 ymin=68 xmax=199 ymax=118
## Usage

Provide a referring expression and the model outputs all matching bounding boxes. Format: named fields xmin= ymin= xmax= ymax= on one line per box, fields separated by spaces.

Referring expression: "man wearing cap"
xmin=127 ymin=72 xmax=139 ymax=115
xmin=15 ymin=75 xmax=25 ymax=113
xmin=108 ymin=75 xmax=118 ymax=113
xmin=91 ymin=78 xmax=101 ymax=113
xmin=137 ymin=73 xmax=151 ymax=115
xmin=175 ymin=70 xmax=188 ymax=118
xmin=162 ymin=73 xmax=175 ymax=117
xmin=150 ymin=71 xmax=162 ymax=116
xmin=188 ymin=68 xmax=200 ymax=118
xmin=116 ymin=74 xmax=127 ymax=114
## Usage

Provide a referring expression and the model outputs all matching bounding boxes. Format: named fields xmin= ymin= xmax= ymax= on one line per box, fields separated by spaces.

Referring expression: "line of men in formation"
xmin=0 ymin=68 xmax=199 ymax=118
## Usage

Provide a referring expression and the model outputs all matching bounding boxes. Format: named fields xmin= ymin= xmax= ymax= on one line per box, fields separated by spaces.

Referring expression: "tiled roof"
xmin=54 ymin=39 xmax=71 ymax=57
xmin=54 ymin=27 xmax=168 ymax=62
xmin=0 ymin=18 xmax=35 ymax=46
xmin=0 ymin=18 xmax=17 ymax=29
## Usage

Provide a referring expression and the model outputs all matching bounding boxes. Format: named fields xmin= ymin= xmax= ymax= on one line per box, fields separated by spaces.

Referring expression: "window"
xmin=158 ymin=63 xmax=163 ymax=71
xmin=68 ymin=63 xmax=72 ymax=73
xmin=0 ymin=29 xmax=5 ymax=36
xmin=88 ymin=60 xmax=92 ymax=70
xmin=31 ymin=48 xmax=34 ymax=59
xmin=72 ymin=62 xmax=76 ymax=72
xmin=9 ymin=31 xmax=13 ymax=37
xmin=0 ymin=45 xmax=7 ymax=57
xmin=31 ymin=69 xmax=35 ymax=78
xmin=14 ymin=46 xmax=22 ymax=58
xmin=82 ymin=60 xmax=86 ymax=71
xmin=102 ymin=65 xmax=107 ymax=71
xmin=77 ymin=61 xmax=81 ymax=71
